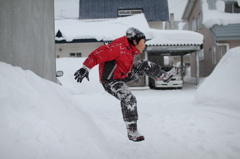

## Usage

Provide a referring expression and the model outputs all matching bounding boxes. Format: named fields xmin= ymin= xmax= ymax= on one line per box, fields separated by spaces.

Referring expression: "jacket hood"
xmin=111 ymin=36 xmax=129 ymax=45
xmin=111 ymin=36 xmax=140 ymax=55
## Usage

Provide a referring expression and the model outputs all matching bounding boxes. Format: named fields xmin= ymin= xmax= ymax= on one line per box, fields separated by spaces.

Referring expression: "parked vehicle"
xmin=149 ymin=66 xmax=183 ymax=89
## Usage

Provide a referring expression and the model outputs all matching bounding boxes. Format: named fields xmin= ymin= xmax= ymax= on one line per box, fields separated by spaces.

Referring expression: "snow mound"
xmin=194 ymin=47 xmax=240 ymax=108
xmin=0 ymin=62 xmax=112 ymax=159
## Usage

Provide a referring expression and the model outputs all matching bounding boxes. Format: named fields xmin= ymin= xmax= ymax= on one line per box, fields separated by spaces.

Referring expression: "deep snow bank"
xmin=0 ymin=62 xmax=112 ymax=159
xmin=194 ymin=47 xmax=240 ymax=108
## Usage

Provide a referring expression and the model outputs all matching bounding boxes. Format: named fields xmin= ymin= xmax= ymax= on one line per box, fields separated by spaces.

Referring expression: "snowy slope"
xmin=0 ymin=62 xmax=113 ymax=159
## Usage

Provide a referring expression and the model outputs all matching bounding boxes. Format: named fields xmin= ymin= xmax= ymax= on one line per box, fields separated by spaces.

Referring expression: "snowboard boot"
xmin=126 ymin=122 xmax=144 ymax=142
xmin=160 ymin=66 xmax=179 ymax=83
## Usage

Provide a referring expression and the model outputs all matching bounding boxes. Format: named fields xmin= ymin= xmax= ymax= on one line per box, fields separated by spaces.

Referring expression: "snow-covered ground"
xmin=1 ymin=47 xmax=240 ymax=159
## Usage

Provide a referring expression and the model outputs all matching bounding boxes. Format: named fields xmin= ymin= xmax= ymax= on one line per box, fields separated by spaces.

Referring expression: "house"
xmin=0 ymin=0 xmax=56 ymax=82
xmin=55 ymin=0 xmax=169 ymax=59
xmin=182 ymin=0 xmax=240 ymax=77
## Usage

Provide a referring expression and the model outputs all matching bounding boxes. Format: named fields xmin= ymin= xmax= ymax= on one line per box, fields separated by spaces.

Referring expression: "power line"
xmin=169 ymin=0 xmax=187 ymax=9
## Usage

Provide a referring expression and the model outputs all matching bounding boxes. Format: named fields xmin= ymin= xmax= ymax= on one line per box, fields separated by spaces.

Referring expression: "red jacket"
xmin=83 ymin=36 xmax=140 ymax=82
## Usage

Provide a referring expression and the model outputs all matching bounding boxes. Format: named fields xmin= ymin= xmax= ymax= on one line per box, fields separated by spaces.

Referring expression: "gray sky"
xmin=54 ymin=0 xmax=79 ymax=19
xmin=168 ymin=0 xmax=188 ymax=21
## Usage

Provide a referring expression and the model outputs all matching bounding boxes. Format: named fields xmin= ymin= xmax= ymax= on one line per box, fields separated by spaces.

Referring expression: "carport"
xmin=143 ymin=29 xmax=204 ymax=87
xmin=144 ymin=44 xmax=202 ymax=86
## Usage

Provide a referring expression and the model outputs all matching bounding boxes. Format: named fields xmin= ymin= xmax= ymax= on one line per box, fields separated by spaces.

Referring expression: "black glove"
xmin=74 ymin=67 xmax=89 ymax=83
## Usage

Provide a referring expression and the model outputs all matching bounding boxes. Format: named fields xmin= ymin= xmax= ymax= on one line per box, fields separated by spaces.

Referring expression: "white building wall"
xmin=56 ymin=42 xmax=103 ymax=58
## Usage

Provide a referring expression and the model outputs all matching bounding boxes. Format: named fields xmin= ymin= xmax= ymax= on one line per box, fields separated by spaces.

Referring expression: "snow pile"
xmin=0 ymin=62 xmax=113 ymax=159
xmin=202 ymin=0 xmax=240 ymax=28
xmin=194 ymin=47 xmax=240 ymax=108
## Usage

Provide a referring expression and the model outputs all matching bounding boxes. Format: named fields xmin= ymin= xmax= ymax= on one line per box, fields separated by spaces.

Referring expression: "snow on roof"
xmin=55 ymin=13 xmax=203 ymax=46
xmin=55 ymin=14 xmax=150 ymax=42
xmin=202 ymin=0 xmax=240 ymax=28
xmin=145 ymin=29 xmax=203 ymax=46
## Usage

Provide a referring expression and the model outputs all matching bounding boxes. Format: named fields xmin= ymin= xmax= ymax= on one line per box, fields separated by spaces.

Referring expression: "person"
xmin=74 ymin=27 xmax=178 ymax=142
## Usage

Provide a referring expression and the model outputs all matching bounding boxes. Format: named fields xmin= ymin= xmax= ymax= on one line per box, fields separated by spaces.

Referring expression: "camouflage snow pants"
xmin=102 ymin=60 xmax=164 ymax=122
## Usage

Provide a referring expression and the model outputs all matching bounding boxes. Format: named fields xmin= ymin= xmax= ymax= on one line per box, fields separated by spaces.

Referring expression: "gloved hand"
xmin=74 ymin=67 xmax=89 ymax=83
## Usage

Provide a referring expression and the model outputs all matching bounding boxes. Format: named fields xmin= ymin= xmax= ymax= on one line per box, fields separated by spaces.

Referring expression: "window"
xmin=225 ymin=2 xmax=240 ymax=13
xmin=211 ymin=46 xmax=217 ymax=65
xmin=118 ymin=9 xmax=143 ymax=17
xmin=199 ymin=49 xmax=204 ymax=61
xmin=196 ymin=15 xmax=203 ymax=30
xmin=191 ymin=14 xmax=203 ymax=31
xmin=70 ymin=52 xmax=82 ymax=57
xmin=182 ymin=23 xmax=189 ymax=30
xmin=219 ymin=45 xmax=226 ymax=58
xmin=191 ymin=19 xmax=197 ymax=31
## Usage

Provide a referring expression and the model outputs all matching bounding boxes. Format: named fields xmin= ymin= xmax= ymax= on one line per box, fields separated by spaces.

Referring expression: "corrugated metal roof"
xmin=79 ymin=0 xmax=169 ymax=21
xmin=146 ymin=45 xmax=202 ymax=56
xmin=146 ymin=43 xmax=202 ymax=46
xmin=210 ymin=23 xmax=240 ymax=40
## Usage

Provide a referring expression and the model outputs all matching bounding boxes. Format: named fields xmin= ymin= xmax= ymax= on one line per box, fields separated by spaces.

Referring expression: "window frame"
xmin=225 ymin=2 xmax=240 ymax=13
xmin=118 ymin=9 xmax=143 ymax=17
xmin=211 ymin=46 xmax=217 ymax=65
xmin=69 ymin=52 xmax=82 ymax=57
xmin=191 ymin=19 xmax=197 ymax=31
